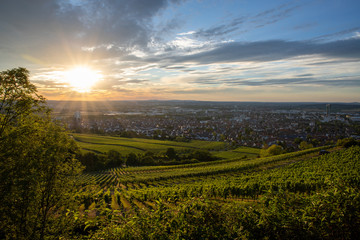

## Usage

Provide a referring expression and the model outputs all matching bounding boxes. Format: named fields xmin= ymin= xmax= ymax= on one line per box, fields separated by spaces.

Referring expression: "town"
xmin=50 ymin=101 xmax=360 ymax=151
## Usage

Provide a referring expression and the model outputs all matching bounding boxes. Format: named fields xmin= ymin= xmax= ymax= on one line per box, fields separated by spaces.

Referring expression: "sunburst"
xmin=64 ymin=66 xmax=102 ymax=92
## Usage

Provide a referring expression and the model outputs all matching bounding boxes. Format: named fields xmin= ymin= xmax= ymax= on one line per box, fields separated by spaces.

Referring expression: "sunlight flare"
xmin=64 ymin=66 xmax=102 ymax=92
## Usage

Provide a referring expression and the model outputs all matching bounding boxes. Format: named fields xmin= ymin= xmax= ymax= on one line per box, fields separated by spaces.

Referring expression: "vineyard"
xmin=70 ymin=145 xmax=360 ymax=239
xmin=72 ymin=133 xmax=229 ymax=155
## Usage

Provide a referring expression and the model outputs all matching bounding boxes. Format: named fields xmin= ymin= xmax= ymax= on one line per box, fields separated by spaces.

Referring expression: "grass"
xmin=72 ymin=133 xmax=229 ymax=155
xmin=213 ymin=147 xmax=260 ymax=159
xmin=213 ymin=151 xmax=257 ymax=160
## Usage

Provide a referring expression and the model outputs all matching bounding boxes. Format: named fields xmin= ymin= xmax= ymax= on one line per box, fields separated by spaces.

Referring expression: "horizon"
xmin=1 ymin=0 xmax=360 ymax=102
xmin=46 ymin=99 xmax=360 ymax=104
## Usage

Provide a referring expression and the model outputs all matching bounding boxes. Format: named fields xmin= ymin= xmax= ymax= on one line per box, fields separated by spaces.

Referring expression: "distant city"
xmin=49 ymin=101 xmax=360 ymax=150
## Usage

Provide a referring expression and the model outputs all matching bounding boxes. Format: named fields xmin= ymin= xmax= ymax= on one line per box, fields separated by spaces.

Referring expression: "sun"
xmin=64 ymin=66 xmax=102 ymax=92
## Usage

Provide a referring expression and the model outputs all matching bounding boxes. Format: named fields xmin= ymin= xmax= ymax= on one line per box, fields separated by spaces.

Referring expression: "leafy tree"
xmin=299 ymin=141 xmax=314 ymax=150
xmin=141 ymin=155 xmax=155 ymax=165
xmin=78 ymin=152 xmax=105 ymax=171
xmin=106 ymin=149 xmax=123 ymax=168
xmin=0 ymin=68 xmax=82 ymax=239
xmin=220 ymin=134 xmax=226 ymax=141
xmin=126 ymin=152 xmax=139 ymax=166
xmin=0 ymin=67 xmax=46 ymax=137
xmin=190 ymin=150 xmax=215 ymax=162
xmin=293 ymin=137 xmax=302 ymax=145
xmin=175 ymin=136 xmax=189 ymax=142
xmin=337 ymin=138 xmax=359 ymax=148
xmin=260 ymin=144 xmax=284 ymax=157
xmin=310 ymin=138 xmax=320 ymax=147
xmin=166 ymin=147 xmax=177 ymax=160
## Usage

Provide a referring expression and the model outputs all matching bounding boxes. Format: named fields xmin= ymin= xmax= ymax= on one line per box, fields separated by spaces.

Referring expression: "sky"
xmin=1 ymin=0 xmax=360 ymax=102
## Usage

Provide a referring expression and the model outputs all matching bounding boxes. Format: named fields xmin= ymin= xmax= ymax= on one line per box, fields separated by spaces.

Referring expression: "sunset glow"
xmin=1 ymin=0 xmax=359 ymax=102
xmin=64 ymin=67 xmax=102 ymax=93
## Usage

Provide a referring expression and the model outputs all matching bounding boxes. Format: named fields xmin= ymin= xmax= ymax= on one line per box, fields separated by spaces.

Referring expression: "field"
xmin=213 ymin=146 xmax=260 ymax=159
xmin=72 ymin=133 xmax=259 ymax=159
xmin=70 ymin=145 xmax=360 ymax=239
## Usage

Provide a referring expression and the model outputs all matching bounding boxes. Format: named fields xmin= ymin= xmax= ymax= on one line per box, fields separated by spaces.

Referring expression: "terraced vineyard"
xmin=77 ymin=146 xmax=331 ymax=210
xmin=73 ymin=145 xmax=360 ymax=239
xmin=72 ymin=133 xmax=229 ymax=155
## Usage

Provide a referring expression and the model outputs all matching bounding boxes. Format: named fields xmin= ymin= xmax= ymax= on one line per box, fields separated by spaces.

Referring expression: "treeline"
xmin=78 ymin=148 xmax=218 ymax=171
xmin=337 ymin=137 xmax=360 ymax=148
xmin=72 ymin=124 xmax=190 ymax=142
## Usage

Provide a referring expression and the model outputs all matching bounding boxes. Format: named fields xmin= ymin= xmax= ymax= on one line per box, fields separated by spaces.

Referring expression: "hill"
xmin=68 ymin=145 xmax=360 ymax=239
xmin=72 ymin=133 xmax=260 ymax=160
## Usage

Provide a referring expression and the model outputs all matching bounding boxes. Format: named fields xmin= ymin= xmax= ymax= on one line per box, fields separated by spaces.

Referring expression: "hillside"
xmin=73 ymin=133 xmax=227 ymax=153
xmin=72 ymin=133 xmax=260 ymax=160
xmin=69 ymin=145 xmax=360 ymax=239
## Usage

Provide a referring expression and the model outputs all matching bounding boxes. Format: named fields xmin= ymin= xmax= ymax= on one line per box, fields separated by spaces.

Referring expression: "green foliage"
xmin=126 ymin=152 xmax=139 ymax=166
xmin=78 ymin=146 xmax=332 ymax=198
xmin=165 ymin=147 xmax=177 ymax=160
xmin=299 ymin=141 xmax=314 ymax=150
xmin=75 ymin=183 xmax=360 ymax=239
xmin=174 ymin=136 xmax=189 ymax=142
xmin=106 ymin=150 xmax=124 ymax=168
xmin=70 ymin=147 xmax=359 ymax=239
xmin=78 ymin=141 xmax=225 ymax=168
xmin=294 ymin=137 xmax=302 ymax=145
xmin=78 ymin=150 xmax=125 ymax=171
xmin=0 ymin=67 xmax=46 ymax=137
xmin=72 ymin=133 xmax=227 ymax=155
xmin=260 ymin=144 xmax=284 ymax=157
xmin=337 ymin=137 xmax=360 ymax=148
xmin=78 ymin=152 xmax=106 ymax=171
xmin=189 ymin=149 xmax=216 ymax=162
xmin=0 ymin=68 xmax=83 ymax=240
xmin=3 ymin=68 xmax=358 ymax=239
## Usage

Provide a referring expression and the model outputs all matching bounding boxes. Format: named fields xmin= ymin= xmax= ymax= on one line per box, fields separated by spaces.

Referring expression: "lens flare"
xmin=64 ymin=66 xmax=102 ymax=92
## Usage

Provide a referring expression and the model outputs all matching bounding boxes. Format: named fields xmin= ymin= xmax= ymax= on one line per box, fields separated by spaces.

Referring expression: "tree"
xmin=106 ymin=149 xmax=123 ymax=168
xmin=166 ymin=148 xmax=177 ymax=160
xmin=190 ymin=150 xmax=215 ymax=162
xmin=126 ymin=152 xmax=138 ymax=166
xmin=299 ymin=141 xmax=313 ymax=150
xmin=337 ymin=138 xmax=359 ymax=148
xmin=0 ymin=68 xmax=82 ymax=239
xmin=260 ymin=144 xmax=284 ymax=157
xmin=294 ymin=137 xmax=302 ymax=145
xmin=0 ymin=67 xmax=46 ymax=137
xmin=78 ymin=152 xmax=105 ymax=171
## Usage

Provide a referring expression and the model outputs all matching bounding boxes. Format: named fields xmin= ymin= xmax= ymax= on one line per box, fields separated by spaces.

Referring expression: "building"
xmin=326 ymin=104 xmax=331 ymax=117
xmin=74 ymin=111 xmax=81 ymax=121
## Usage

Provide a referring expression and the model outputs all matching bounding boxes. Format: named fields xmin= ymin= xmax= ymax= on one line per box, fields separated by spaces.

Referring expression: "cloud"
xmin=150 ymin=38 xmax=360 ymax=64
xmin=352 ymin=32 xmax=360 ymax=39
xmin=178 ymin=31 xmax=196 ymax=36
xmin=168 ymin=37 xmax=210 ymax=50
xmin=251 ymin=2 xmax=303 ymax=28
xmin=191 ymin=75 xmax=360 ymax=88
xmin=195 ymin=17 xmax=245 ymax=38
xmin=125 ymin=79 xmax=148 ymax=84
xmin=0 ymin=0 xmax=182 ymax=64
xmin=31 ymin=79 xmax=68 ymax=89
xmin=93 ymin=77 xmax=149 ymax=91
xmin=94 ymin=78 xmax=123 ymax=90
xmin=1 ymin=0 xmax=359 ymax=102
xmin=193 ymin=2 xmax=302 ymax=39
xmin=313 ymin=27 xmax=360 ymax=41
